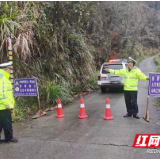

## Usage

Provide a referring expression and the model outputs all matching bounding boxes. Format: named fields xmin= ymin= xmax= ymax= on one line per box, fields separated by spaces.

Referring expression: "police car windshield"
xmin=102 ymin=64 xmax=123 ymax=74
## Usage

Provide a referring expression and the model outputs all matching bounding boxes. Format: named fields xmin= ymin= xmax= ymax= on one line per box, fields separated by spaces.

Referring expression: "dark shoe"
xmin=0 ymin=139 xmax=5 ymax=144
xmin=6 ymin=137 xmax=18 ymax=143
xmin=123 ymin=113 xmax=132 ymax=117
xmin=133 ymin=115 xmax=140 ymax=119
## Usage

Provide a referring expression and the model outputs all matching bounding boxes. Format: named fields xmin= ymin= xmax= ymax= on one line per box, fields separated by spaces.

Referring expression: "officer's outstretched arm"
xmin=108 ymin=69 xmax=125 ymax=76
xmin=136 ymin=69 xmax=147 ymax=81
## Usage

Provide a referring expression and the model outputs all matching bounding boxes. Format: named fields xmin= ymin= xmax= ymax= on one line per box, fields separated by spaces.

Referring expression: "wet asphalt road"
xmin=0 ymin=56 xmax=160 ymax=159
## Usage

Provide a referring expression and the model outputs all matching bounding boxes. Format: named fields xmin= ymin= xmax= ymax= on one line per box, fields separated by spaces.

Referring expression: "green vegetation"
xmin=153 ymin=55 xmax=160 ymax=107
xmin=0 ymin=2 xmax=160 ymax=120
xmin=136 ymin=48 xmax=159 ymax=66
xmin=154 ymin=54 xmax=160 ymax=72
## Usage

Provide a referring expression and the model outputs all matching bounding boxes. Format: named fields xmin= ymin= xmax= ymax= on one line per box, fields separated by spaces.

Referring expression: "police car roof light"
xmin=107 ymin=58 xmax=127 ymax=63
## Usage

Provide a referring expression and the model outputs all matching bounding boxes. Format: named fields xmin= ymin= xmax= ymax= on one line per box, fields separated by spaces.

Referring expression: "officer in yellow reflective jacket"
xmin=0 ymin=62 xmax=18 ymax=143
xmin=104 ymin=57 xmax=149 ymax=119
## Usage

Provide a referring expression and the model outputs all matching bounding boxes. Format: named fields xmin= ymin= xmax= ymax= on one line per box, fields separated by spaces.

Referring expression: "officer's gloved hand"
xmin=5 ymin=105 xmax=10 ymax=109
xmin=104 ymin=68 xmax=109 ymax=72
xmin=146 ymin=77 xmax=150 ymax=80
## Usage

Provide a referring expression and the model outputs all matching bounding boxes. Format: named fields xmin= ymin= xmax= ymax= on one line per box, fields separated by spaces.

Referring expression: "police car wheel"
xmin=101 ymin=86 xmax=106 ymax=93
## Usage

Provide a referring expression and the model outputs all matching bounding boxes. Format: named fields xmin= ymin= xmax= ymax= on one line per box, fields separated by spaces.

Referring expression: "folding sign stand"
xmin=32 ymin=80 xmax=47 ymax=119
xmin=143 ymin=96 xmax=149 ymax=122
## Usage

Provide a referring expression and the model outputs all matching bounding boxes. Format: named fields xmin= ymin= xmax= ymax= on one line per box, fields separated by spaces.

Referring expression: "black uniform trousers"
xmin=0 ymin=110 xmax=13 ymax=141
xmin=124 ymin=91 xmax=138 ymax=116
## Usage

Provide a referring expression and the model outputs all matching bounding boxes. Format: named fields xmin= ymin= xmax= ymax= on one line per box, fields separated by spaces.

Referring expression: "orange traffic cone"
xmin=78 ymin=97 xmax=88 ymax=119
xmin=104 ymin=97 xmax=113 ymax=120
xmin=56 ymin=98 xmax=65 ymax=118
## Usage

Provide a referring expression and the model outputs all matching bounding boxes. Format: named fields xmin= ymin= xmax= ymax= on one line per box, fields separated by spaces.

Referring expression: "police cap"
xmin=0 ymin=62 xmax=12 ymax=69
xmin=128 ymin=57 xmax=137 ymax=64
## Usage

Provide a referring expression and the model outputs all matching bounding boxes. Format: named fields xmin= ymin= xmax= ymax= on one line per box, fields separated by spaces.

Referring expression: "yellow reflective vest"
xmin=0 ymin=69 xmax=15 ymax=110
xmin=109 ymin=66 xmax=147 ymax=91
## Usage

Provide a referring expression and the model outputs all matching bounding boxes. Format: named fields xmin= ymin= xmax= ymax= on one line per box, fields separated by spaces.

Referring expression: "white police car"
xmin=98 ymin=59 xmax=127 ymax=92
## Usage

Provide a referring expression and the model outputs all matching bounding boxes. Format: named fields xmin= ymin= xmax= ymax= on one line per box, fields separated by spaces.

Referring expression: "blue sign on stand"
xmin=148 ymin=73 xmax=160 ymax=96
xmin=14 ymin=78 xmax=38 ymax=97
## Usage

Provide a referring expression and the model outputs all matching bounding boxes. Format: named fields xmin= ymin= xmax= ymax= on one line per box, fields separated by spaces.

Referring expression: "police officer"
xmin=0 ymin=62 xmax=18 ymax=143
xmin=104 ymin=57 xmax=149 ymax=119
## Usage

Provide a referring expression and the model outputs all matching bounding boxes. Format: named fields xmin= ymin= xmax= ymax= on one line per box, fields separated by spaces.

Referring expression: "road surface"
xmin=0 ymin=56 xmax=160 ymax=158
